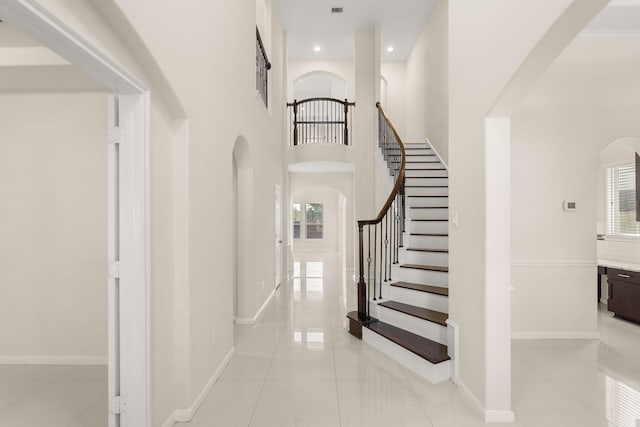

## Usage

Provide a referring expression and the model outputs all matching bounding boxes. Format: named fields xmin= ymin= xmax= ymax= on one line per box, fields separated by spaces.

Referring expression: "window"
xmin=606 ymin=163 xmax=640 ymax=236
xmin=305 ymin=203 xmax=323 ymax=239
xmin=293 ymin=203 xmax=301 ymax=239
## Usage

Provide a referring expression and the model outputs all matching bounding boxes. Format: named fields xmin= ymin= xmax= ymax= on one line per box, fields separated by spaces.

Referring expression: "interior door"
xmin=275 ymin=185 xmax=282 ymax=288
xmin=107 ymin=95 xmax=121 ymax=427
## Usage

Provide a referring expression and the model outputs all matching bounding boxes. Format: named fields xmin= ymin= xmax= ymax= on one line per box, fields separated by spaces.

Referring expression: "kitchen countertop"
xmin=598 ymin=259 xmax=640 ymax=273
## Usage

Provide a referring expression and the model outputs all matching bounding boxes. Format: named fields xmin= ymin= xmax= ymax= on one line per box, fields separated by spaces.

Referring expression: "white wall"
xmin=18 ymin=0 xmax=287 ymax=424
xmin=380 ymin=62 xmax=406 ymax=138
xmin=447 ymin=0 xmax=601 ymax=418
xmin=511 ymin=40 xmax=640 ymax=337
xmin=0 ymin=92 xmax=108 ymax=362
xmin=288 ymin=60 xmax=355 ymax=101
xmin=405 ymin=0 xmax=448 ymax=161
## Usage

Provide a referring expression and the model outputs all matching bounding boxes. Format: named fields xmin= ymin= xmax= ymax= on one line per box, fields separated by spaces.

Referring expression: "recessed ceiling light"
xmin=386 ymin=46 xmax=394 ymax=52
xmin=314 ymin=45 xmax=321 ymax=52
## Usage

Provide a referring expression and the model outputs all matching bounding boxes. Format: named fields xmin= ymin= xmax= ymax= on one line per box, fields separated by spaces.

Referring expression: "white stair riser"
xmin=405 ymin=169 xmax=448 ymax=178
xmin=407 ymin=197 xmax=449 ymax=207
xmin=405 ymin=177 xmax=448 ymax=186
xmin=362 ymin=328 xmax=451 ymax=384
xmin=405 ymin=163 xmax=445 ymax=170
xmin=408 ymin=208 xmax=448 ymax=220
xmin=405 ymin=187 xmax=448 ymax=197
xmin=382 ymin=283 xmax=449 ymax=313
xmin=408 ymin=234 xmax=448 ymax=250
xmin=405 ymin=155 xmax=438 ymax=162
xmin=397 ymin=266 xmax=448 ymax=286
xmin=401 ymin=250 xmax=448 ymax=267
xmin=407 ymin=220 xmax=448 ymax=234
xmin=377 ymin=305 xmax=448 ymax=345
xmin=403 ymin=147 xmax=431 ymax=154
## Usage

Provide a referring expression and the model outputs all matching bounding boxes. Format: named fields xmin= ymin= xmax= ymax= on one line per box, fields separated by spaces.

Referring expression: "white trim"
xmin=425 ymin=137 xmax=448 ymax=170
xmin=457 ymin=380 xmax=516 ymax=423
xmin=511 ymin=259 xmax=596 ymax=267
xmin=511 ymin=331 xmax=600 ymax=339
xmin=0 ymin=356 xmax=108 ymax=365
xmin=576 ymin=29 xmax=640 ymax=42
xmin=485 ymin=410 xmax=516 ymax=423
xmin=0 ymin=0 xmax=147 ymax=94
xmin=235 ymin=287 xmax=277 ymax=325
xmin=162 ymin=348 xmax=235 ymax=427
xmin=457 ymin=380 xmax=487 ymax=418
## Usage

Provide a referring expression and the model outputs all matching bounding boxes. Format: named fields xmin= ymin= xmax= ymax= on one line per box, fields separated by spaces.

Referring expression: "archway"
xmin=293 ymin=71 xmax=347 ymax=100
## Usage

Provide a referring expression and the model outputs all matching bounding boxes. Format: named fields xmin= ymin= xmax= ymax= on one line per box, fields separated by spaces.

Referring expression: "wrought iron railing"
xmin=356 ymin=102 xmax=406 ymax=320
xmin=286 ymin=98 xmax=355 ymax=146
xmin=256 ymin=27 xmax=271 ymax=106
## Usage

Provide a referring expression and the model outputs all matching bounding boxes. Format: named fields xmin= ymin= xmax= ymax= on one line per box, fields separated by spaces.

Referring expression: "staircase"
xmin=348 ymin=112 xmax=451 ymax=384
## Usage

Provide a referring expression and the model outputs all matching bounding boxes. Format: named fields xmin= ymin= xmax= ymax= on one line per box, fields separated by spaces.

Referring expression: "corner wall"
xmin=405 ymin=0 xmax=448 ymax=159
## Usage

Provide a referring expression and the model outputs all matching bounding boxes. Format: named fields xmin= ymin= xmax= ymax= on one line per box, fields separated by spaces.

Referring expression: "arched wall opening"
xmin=232 ymin=136 xmax=254 ymax=321
xmin=287 ymin=168 xmax=355 ymax=275
xmin=597 ymin=138 xmax=640 ymax=297
xmin=292 ymin=70 xmax=347 ymax=100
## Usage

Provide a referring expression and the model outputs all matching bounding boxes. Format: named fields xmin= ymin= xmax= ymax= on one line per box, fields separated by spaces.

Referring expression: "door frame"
xmin=0 ymin=2 xmax=151 ymax=426
xmin=275 ymin=184 xmax=282 ymax=288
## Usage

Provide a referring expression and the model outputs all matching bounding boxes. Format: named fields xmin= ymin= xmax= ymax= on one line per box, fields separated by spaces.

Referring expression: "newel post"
xmin=357 ymin=222 xmax=367 ymax=319
xmin=292 ymin=100 xmax=298 ymax=146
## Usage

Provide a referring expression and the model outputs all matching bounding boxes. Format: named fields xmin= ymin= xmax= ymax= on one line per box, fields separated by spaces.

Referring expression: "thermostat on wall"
xmin=563 ymin=201 xmax=577 ymax=211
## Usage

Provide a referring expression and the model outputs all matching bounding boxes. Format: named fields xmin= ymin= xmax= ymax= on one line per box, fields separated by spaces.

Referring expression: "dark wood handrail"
xmin=358 ymin=102 xmax=406 ymax=226
xmin=354 ymin=102 xmax=406 ymax=320
xmin=287 ymin=97 xmax=355 ymax=107
xmin=256 ymin=27 xmax=271 ymax=70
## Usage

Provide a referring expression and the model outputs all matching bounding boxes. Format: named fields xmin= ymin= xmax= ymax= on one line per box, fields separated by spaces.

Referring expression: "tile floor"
xmin=179 ymin=251 xmax=640 ymax=427
xmin=2 ymin=251 xmax=640 ymax=426
xmin=0 ymin=364 xmax=107 ymax=427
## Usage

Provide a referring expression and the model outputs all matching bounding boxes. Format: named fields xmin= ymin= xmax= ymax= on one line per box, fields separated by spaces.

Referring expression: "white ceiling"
xmin=278 ymin=0 xmax=436 ymax=61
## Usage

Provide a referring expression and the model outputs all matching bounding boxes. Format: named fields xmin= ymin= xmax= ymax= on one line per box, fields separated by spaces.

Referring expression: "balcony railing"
xmin=256 ymin=27 xmax=271 ymax=106
xmin=287 ymin=98 xmax=355 ymax=146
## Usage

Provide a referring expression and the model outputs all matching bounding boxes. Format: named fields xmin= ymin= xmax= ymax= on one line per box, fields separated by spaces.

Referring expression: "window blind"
xmin=606 ymin=163 xmax=640 ymax=236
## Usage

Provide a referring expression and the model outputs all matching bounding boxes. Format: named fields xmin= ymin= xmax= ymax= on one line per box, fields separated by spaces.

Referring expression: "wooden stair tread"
xmin=408 ymin=195 xmax=448 ymax=198
xmin=409 ymin=233 xmax=448 ymax=237
xmin=410 ymin=206 xmax=448 ymax=209
xmin=365 ymin=321 xmax=450 ymax=364
xmin=410 ymin=219 xmax=448 ymax=222
xmin=406 ymin=247 xmax=449 ymax=253
xmin=378 ymin=301 xmax=448 ymax=326
xmin=400 ymin=264 xmax=448 ymax=273
xmin=405 ymin=185 xmax=448 ymax=188
xmin=391 ymin=281 xmax=449 ymax=296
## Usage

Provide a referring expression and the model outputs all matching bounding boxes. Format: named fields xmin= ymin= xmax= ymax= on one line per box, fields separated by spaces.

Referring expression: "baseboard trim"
xmin=485 ymin=409 xmax=516 ymax=423
xmin=0 ymin=355 xmax=107 ymax=365
xmin=457 ymin=380 xmax=515 ymax=423
xmin=235 ymin=287 xmax=276 ymax=325
xmin=511 ymin=331 xmax=600 ymax=339
xmin=511 ymin=259 xmax=596 ymax=267
xmin=162 ymin=347 xmax=235 ymax=427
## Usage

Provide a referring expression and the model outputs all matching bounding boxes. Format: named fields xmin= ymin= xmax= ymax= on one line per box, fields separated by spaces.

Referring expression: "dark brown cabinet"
xmin=607 ymin=267 xmax=640 ymax=324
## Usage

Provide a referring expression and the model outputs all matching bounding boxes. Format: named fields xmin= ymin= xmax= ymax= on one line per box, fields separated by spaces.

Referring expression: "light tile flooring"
xmin=3 ymin=251 xmax=640 ymax=426
xmin=180 ymin=251 xmax=640 ymax=427
xmin=0 ymin=364 xmax=106 ymax=427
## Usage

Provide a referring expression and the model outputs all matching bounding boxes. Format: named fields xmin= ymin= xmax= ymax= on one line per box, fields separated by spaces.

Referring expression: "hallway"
xmin=178 ymin=251 xmax=640 ymax=427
